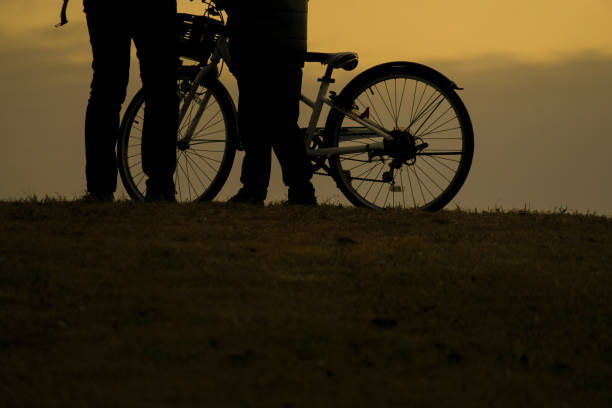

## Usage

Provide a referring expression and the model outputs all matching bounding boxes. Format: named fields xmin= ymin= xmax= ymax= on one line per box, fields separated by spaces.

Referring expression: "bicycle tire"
xmin=118 ymin=69 xmax=238 ymax=202
xmin=323 ymin=62 xmax=474 ymax=211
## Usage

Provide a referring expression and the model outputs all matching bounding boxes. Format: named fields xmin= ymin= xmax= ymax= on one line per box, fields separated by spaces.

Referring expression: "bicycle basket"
xmin=176 ymin=13 xmax=224 ymax=62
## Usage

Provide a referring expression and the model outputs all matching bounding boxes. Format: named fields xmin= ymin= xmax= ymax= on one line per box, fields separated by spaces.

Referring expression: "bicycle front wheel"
xmin=324 ymin=62 xmax=474 ymax=211
xmin=118 ymin=71 xmax=238 ymax=202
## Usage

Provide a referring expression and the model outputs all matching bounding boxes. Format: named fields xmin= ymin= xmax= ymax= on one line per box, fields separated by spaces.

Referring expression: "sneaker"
xmin=80 ymin=192 xmax=114 ymax=203
xmin=287 ymin=183 xmax=317 ymax=206
xmin=144 ymin=190 xmax=176 ymax=203
xmin=145 ymin=179 xmax=176 ymax=203
xmin=228 ymin=187 xmax=266 ymax=205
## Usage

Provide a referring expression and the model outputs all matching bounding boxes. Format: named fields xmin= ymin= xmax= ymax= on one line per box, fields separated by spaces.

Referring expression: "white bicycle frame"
xmin=178 ymin=33 xmax=395 ymax=158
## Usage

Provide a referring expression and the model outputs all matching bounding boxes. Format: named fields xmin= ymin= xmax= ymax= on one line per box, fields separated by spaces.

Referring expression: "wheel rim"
xmin=122 ymin=77 xmax=231 ymax=202
xmin=333 ymin=75 xmax=471 ymax=209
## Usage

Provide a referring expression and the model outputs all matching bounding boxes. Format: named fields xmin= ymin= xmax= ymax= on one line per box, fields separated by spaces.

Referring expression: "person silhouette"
xmin=78 ymin=0 xmax=178 ymax=202
xmin=218 ymin=0 xmax=316 ymax=205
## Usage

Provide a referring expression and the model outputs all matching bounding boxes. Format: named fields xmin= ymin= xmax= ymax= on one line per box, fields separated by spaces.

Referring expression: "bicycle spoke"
xmin=420 ymin=155 xmax=453 ymax=185
xmin=415 ymin=162 xmax=444 ymax=194
xmin=408 ymin=93 xmax=443 ymax=132
xmin=129 ymin=160 xmax=142 ymax=169
xmin=374 ymin=82 xmax=396 ymax=125
xmin=354 ymin=161 xmax=381 ymax=192
xmin=420 ymin=126 xmax=462 ymax=138
xmin=188 ymin=147 xmax=226 ymax=153
xmin=177 ymin=154 xmax=199 ymax=201
xmin=188 ymin=149 xmax=223 ymax=164
xmin=399 ymin=168 xmax=407 ymax=208
xmin=409 ymin=80 xmax=418 ymax=125
xmin=397 ymin=78 xmax=408 ymax=128
xmin=411 ymin=82 xmax=428 ymax=125
xmin=183 ymin=153 xmax=193 ymax=199
xmin=406 ymin=167 xmax=417 ymax=208
xmin=364 ymin=89 xmax=386 ymax=128
xmin=415 ymin=106 xmax=454 ymax=138
xmin=372 ymin=167 xmax=387 ymax=205
xmin=361 ymin=162 xmax=386 ymax=200
xmin=342 ymin=158 xmax=375 ymax=173
xmin=190 ymin=128 xmax=227 ymax=139
xmin=382 ymin=80 xmax=398 ymax=127
xmin=188 ymin=139 xmax=227 ymax=146
xmin=184 ymin=151 xmax=212 ymax=186
xmin=410 ymin=165 xmax=428 ymax=204
xmin=425 ymin=154 xmax=459 ymax=173
xmin=194 ymin=108 xmax=223 ymax=134
xmin=340 ymin=124 xmax=379 ymax=145
xmin=175 ymin=155 xmax=184 ymax=199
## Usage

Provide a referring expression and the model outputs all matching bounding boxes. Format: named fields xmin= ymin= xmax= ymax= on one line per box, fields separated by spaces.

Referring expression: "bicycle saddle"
xmin=306 ymin=52 xmax=359 ymax=71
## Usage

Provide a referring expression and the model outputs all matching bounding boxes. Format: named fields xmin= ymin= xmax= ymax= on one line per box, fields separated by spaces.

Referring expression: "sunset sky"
xmin=2 ymin=0 xmax=612 ymax=213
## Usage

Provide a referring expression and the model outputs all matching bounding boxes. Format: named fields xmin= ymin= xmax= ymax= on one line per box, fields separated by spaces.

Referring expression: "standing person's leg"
xmin=132 ymin=0 xmax=178 ymax=200
xmin=83 ymin=0 xmax=131 ymax=199
xmin=271 ymin=62 xmax=315 ymax=204
xmin=228 ymin=64 xmax=273 ymax=203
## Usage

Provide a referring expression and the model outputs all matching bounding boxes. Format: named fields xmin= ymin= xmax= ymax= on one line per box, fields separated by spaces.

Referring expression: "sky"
xmin=1 ymin=0 xmax=612 ymax=213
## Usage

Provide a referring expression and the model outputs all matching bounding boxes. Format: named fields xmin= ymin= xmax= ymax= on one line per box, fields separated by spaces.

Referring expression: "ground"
xmin=1 ymin=201 xmax=611 ymax=407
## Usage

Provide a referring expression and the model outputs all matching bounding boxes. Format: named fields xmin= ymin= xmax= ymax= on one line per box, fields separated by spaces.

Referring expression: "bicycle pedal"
xmin=389 ymin=185 xmax=404 ymax=193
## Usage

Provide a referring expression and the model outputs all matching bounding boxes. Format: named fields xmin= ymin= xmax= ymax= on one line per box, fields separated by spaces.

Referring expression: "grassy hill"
xmin=1 ymin=201 xmax=611 ymax=407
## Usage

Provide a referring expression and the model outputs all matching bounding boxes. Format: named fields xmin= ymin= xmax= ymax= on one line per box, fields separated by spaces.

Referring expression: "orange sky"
xmin=307 ymin=0 xmax=612 ymax=62
xmin=2 ymin=0 xmax=612 ymax=63
xmin=2 ymin=0 xmax=612 ymax=212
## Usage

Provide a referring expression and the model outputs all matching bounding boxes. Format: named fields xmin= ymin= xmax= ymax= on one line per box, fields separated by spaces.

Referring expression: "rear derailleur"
xmin=370 ymin=129 xmax=429 ymax=184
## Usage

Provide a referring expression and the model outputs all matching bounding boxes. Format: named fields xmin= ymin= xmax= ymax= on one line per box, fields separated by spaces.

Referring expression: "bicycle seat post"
xmin=319 ymin=66 xmax=336 ymax=84
xmin=306 ymin=66 xmax=335 ymax=138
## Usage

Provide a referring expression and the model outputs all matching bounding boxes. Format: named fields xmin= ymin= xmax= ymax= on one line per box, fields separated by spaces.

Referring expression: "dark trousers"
xmin=84 ymin=0 xmax=178 ymax=194
xmin=232 ymin=61 xmax=313 ymax=195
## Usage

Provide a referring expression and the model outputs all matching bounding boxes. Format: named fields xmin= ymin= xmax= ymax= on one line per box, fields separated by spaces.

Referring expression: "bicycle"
xmin=118 ymin=1 xmax=474 ymax=210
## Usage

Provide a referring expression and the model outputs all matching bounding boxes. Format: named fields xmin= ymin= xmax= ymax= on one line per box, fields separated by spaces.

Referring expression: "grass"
xmin=0 ymin=201 xmax=611 ymax=407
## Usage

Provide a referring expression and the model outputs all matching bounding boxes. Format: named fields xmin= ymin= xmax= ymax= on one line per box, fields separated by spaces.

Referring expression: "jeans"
xmin=83 ymin=0 xmax=178 ymax=194
xmin=232 ymin=60 xmax=313 ymax=195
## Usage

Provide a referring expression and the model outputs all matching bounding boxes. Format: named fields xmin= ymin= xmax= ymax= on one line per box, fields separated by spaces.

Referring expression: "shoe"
xmin=144 ymin=190 xmax=176 ymax=203
xmin=287 ymin=183 xmax=317 ymax=206
xmin=80 ymin=191 xmax=114 ymax=203
xmin=145 ymin=179 xmax=176 ymax=203
xmin=228 ymin=187 xmax=266 ymax=205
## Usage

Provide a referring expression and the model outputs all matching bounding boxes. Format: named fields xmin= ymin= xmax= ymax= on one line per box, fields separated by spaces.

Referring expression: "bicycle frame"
xmin=178 ymin=32 xmax=395 ymax=160
xmin=177 ymin=35 xmax=230 ymax=143
xmin=299 ymin=74 xmax=391 ymax=158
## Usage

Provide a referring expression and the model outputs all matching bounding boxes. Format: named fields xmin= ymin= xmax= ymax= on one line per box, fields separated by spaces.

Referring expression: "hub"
xmin=177 ymin=140 xmax=190 ymax=151
xmin=384 ymin=130 xmax=417 ymax=168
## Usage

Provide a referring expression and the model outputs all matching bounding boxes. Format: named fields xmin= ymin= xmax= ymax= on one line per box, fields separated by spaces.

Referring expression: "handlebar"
xmin=55 ymin=0 xmax=223 ymax=29
xmin=55 ymin=0 xmax=69 ymax=27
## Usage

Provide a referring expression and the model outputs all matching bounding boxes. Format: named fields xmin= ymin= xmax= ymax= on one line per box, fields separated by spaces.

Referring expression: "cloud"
xmin=433 ymin=52 xmax=612 ymax=212
xmin=1 ymin=14 xmax=611 ymax=212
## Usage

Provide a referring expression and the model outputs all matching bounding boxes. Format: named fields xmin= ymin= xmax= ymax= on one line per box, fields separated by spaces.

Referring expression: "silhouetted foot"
xmin=145 ymin=179 xmax=176 ymax=203
xmin=144 ymin=191 xmax=176 ymax=203
xmin=287 ymin=183 xmax=317 ymax=206
xmin=80 ymin=192 xmax=114 ymax=203
xmin=228 ymin=187 xmax=266 ymax=205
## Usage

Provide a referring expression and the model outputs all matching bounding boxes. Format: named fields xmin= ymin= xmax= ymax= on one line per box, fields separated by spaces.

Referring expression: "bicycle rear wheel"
xmin=324 ymin=62 xmax=474 ymax=211
xmin=118 ymin=70 xmax=238 ymax=202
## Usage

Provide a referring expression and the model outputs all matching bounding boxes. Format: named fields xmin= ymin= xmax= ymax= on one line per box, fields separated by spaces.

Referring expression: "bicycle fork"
xmin=178 ymin=64 xmax=218 ymax=144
